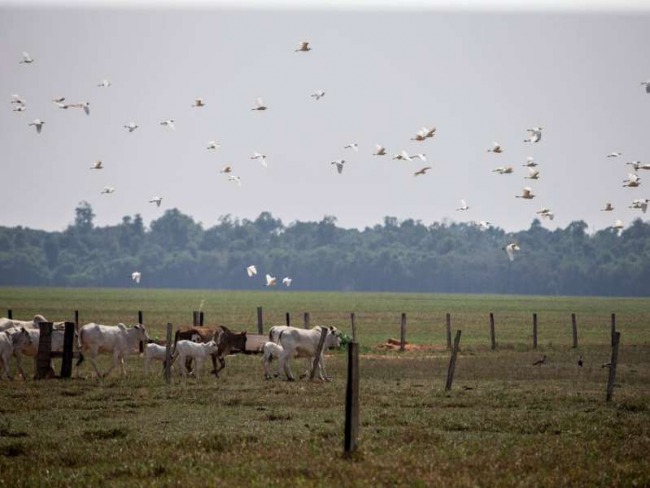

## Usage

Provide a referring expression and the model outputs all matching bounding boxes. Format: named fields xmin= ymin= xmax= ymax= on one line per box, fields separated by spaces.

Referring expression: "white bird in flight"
xmin=160 ymin=119 xmax=175 ymax=130
xmin=251 ymin=98 xmax=268 ymax=111
xmin=124 ymin=122 xmax=139 ymax=133
xmin=641 ymin=81 xmax=650 ymax=94
xmin=627 ymin=161 xmax=650 ymax=171
xmin=331 ymin=160 xmax=345 ymax=174
xmin=601 ymin=202 xmax=614 ymax=212
xmin=492 ymin=166 xmax=513 ymax=175
xmin=228 ymin=175 xmax=242 ymax=186
xmin=456 ymin=199 xmax=470 ymax=211
xmin=524 ymin=127 xmax=542 ymax=143
xmin=28 ymin=118 xmax=45 ymax=133
xmin=310 ymin=90 xmax=325 ymax=100
xmin=607 ymin=152 xmax=622 ymax=158
xmin=522 ymin=157 xmax=538 ymax=167
xmin=344 ymin=143 xmax=359 ymax=152
xmin=220 ymin=165 xmax=232 ymax=174
xmin=613 ymin=219 xmax=624 ymax=236
xmin=525 ymin=167 xmax=540 ymax=180
xmin=629 ymin=198 xmax=649 ymax=213
xmin=282 ymin=277 xmax=292 ymax=287
xmin=131 ymin=271 xmax=141 ymax=284
xmin=411 ymin=153 xmax=427 ymax=162
xmin=149 ymin=196 xmax=163 ymax=207
xmin=13 ymin=105 xmax=26 ymax=112
xmin=477 ymin=221 xmax=493 ymax=230
xmin=503 ymin=242 xmax=520 ymax=261
xmin=623 ymin=173 xmax=641 ymax=188
xmin=97 ymin=79 xmax=111 ymax=87
xmin=246 ymin=265 xmax=257 ymax=277
xmin=192 ymin=98 xmax=205 ymax=108
xmin=295 ymin=41 xmax=311 ymax=52
xmin=414 ymin=166 xmax=432 ymax=176
xmin=101 ymin=186 xmax=115 ymax=195
xmin=19 ymin=51 xmax=34 ymax=64
xmin=207 ymin=141 xmax=220 ymax=150
xmin=536 ymin=208 xmax=554 ymax=220
xmin=392 ymin=150 xmax=412 ymax=161
xmin=90 ymin=160 xmax=103 ymax=170
xmin=265 ymin=274 xmax=277 ymax=286
xmin=251 ymin=152 xmax=267 ymax=167
xmin=11 ymin=94 xmax=26 ymax=105
xmin=516 ymin=187 xmax=536 ymax=199
xmin=373 ymin=145 xmax=387 ymax=156
xmin=487 ymin=142 xmax=503 ymax=153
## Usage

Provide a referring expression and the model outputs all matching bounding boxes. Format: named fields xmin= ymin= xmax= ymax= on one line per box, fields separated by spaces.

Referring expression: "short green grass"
xmin=0 ymin=288 xmax=648 ymax=487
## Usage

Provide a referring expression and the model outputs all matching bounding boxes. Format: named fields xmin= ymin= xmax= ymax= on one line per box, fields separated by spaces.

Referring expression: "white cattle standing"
xmin=0 ymin=328 xmax=32 ymax=380
xmin=271 ymin=325 xmax=341 ymax=381
xmin=170 ymin=340 xmax=219 ymax=379
xmin=0 ymin=314 xmax=48 ymax=332
xmin=77 ymin=323 xmax=150 ymax=378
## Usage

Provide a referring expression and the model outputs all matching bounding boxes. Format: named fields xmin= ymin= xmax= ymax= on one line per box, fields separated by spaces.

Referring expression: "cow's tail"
xmin=75 ymin=328 xmax=85 ymax=366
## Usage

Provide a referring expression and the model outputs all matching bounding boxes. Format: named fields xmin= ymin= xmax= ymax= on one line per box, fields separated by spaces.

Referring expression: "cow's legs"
xmin=195 ymin=358 xmax=203 ymax=380
xmin=119 ymin=355 xmax=127 ymax=376
xmin=87 ymin=353 xmax=104 ymax=379
xmin=13 ymin=352 xmax=28 ymax=380
xmin=0 ymin=355 xmax=11 ymax=380
xmin=278 ymin=350 xmax=295 ymax=381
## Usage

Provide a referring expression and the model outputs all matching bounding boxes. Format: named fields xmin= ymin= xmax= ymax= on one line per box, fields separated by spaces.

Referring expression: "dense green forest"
xmin=1 ymin=202 xmax=649 ymax=296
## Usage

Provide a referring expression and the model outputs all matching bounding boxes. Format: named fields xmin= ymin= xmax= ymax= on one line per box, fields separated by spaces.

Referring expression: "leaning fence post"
xmin=285 ymin=312 xmax=291 ymax=327
xmin=489 ymin=312 xmax=496 ymax=350
xmin=446 ymin=313 xmax=452 ymax=350
xmin=257 ymin=307 xmax=264 ymax=334
xmin=165 ymin=323 xmax=173 ymax=384
xmin=400 ymin=313 xmax=407 ymax=352
xmin=344 ymin=341 xmax=359 ymax=457
xmin=351 ymin=313 xmax=357 ymax=343
xmin=36 ymin=322 xmax=54 ymax=379
xmin=533 ymin=313 xmax=538 ymax=349
xmin=445 ymin=330 xmax=462 ymax=391
xmin=303 ymin=312 xmax=310 ymax=329
xmin=60 ymin=322 xmax=75 ymax=379
xmin=610 ymin=313 xmax=616 ymax=347
xmin=606 ymin=331 xmax=621 ymax=402
xmin=309 ymin=327 xmax=329 ymax=380
xmin=571 ymin=313 xmax=578 ymax=349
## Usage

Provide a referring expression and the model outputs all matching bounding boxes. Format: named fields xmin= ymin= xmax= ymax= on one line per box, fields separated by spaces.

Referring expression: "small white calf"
xmin=0 ymin=328 xmax=32 ymax=380
xmin=170 ymin=340 xmax=219 ymax=379
xmin=272 ymin=325 xmax=342 ymax=381
xmin=144 ymin=343 xmax=168 ymax=375
xmin=78 ymin=323 xmax=150 ymax=378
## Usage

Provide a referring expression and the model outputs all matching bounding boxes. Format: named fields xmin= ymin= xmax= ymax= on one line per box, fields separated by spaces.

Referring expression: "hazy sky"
xmin=1 ymin=1 xmax=649 ymax=234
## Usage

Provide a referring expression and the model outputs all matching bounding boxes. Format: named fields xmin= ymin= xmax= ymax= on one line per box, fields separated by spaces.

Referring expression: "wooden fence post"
xmin=164 ymin=323 xmax=173 ymax=384
xmin=533 ymin=313 xmax=538 ymax=349
xmin=303 ymin=312 xmax=310 ymax=329
xmin=192 ymin=311 xmax=199 ymax=326
xmin=610 ymin=313 xmax=616 ymax=346
xmin=489 ymin=312 xmax=496 ymax=350
xmin=285 ymin=312 xmax=291 ymax=327
xmin=400 ymin=313 xmax=407 ymax=352
xmin=445 ymin=330 xmax=462 ymax=391
xmin=257 ymin=307 xmax=264 ymax=334
xmin=351 ymin=313 xmax=357 ymax=343
xmin=606 ymin=331 xmax=621 ymax=402
xmin=60 ymin=322 xmax=75 ymax=379
xmin=344 ymin=341 xmax=359 ymax=457
xmin=571 ymin=313 xmax=578 ymax=349
xmin=309 ymin=327 xmax=329 ymax=380
xmin=138 ymin=310 xmax=144 ymax=325
xmin=446 ymin=313 xmax=452 ymax=350
xmin=199 ymin=311 xmax=204 ymax=326
xmin=74 ymin=310 xmax=79 ymax=332
xmin=36 ymin=322 xmax=54 ymax=379
xmin=6 ymin=309 xmax=12 ymax=320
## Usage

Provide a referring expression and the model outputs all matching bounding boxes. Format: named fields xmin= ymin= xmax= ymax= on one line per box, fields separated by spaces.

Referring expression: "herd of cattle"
xmin=0 ymin=314 xmax=343 ymax=381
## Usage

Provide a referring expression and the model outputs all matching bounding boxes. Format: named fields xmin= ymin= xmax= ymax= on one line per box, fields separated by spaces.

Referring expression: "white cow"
xmin=0 ymin=328 xmax=32 ymax=380
xmin=10 ymin=327 xmax=76 ymax=379
xmin=78 ymin=323 xmax=149 ymax=378
xmin=0 ymin=314 xmax=48 ymax=332
xmin=272 ymin=325 xmax=341 ymax=381
xmin=261 ymin=341 xmax=320 ymax=380
xmin=170 ymin=340 xmax=219 ymax=379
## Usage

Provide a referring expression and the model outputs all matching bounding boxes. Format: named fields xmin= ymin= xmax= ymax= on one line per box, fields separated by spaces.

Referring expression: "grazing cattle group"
xmin=0 ymin=314 xmax=343 ymax=382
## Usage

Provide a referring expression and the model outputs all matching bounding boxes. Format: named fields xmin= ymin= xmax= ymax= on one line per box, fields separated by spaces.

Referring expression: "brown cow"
xmin=172 ymin=325 xmax=246 ymax=377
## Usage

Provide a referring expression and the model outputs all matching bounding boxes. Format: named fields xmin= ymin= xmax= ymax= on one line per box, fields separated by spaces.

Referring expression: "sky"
xmin=1 ymin=1 xmax=649 ymax=235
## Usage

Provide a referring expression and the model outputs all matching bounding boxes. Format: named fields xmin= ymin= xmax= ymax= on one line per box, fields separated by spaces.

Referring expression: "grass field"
xmin=0 ymin=287 xmax=649 ymax=487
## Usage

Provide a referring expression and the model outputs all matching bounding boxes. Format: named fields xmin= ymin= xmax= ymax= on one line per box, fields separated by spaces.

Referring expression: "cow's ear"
xmin=242 ymin=331 xmax=247 ymax=336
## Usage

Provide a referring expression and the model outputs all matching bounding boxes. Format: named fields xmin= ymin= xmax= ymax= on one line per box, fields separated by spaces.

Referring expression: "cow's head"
xmin=326 ymin=326 xmax=342 ymax=349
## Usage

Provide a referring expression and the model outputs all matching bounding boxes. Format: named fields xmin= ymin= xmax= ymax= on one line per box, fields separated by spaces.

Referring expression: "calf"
xmin=170 ymin=340 xmax=219 ymax=379
xmin=0 ymin=328 xmax=32 ymax=380
xmin=77 ymin=323 xmax=150 ymax=378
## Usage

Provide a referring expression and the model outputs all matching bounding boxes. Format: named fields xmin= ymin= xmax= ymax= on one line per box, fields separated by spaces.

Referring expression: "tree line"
xmin=1 ymin=201 xmax=648 ymax=296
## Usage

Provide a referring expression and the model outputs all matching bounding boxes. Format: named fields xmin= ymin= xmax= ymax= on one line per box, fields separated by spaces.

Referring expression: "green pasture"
xmin=0 ymin=288 xmax=648 ymax=487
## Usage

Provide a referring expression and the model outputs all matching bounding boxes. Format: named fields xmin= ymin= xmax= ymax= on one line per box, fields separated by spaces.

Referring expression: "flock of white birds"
xmin=9 ymin=45 xmax=650 ymax=276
